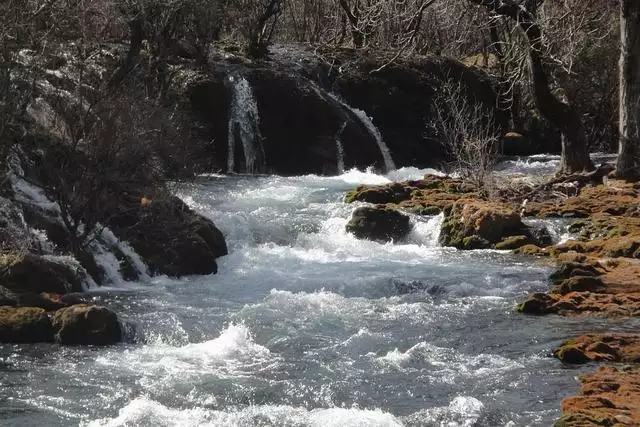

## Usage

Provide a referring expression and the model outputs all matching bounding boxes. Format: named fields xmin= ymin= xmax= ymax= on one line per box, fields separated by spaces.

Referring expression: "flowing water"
xmin=226 ymin=75 xmax=265 ymax=174
xmin=0 ymin=163 xmax=628 ymax=426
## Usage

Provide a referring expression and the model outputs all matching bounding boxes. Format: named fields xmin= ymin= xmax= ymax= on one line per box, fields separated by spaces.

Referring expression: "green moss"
xmin=344 ymin=189 xmax=359 ymax=204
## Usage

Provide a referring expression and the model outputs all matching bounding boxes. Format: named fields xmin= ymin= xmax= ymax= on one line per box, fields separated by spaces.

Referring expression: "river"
xmin=0 ymin=160 xmax=619 ymax=426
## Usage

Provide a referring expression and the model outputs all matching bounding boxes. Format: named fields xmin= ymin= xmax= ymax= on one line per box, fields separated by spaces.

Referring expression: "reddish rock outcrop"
xmin=556 ymin=366 xmax=640 ymax=426
xmin=554 ymin=333 xmax=640 ymax=364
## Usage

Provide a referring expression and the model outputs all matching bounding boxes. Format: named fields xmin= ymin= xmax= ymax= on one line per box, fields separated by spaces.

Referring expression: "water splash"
xmin=226 ymin=75 xmax=265 ymax=174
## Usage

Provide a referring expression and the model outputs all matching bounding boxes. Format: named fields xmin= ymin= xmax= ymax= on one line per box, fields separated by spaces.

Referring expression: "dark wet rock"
xmin=346 ymin=206 xmax=411 ymax=243
xmin=517 ymin=292 xmax=556 ymax=315
xmin=0 ymin=253 xmax=87 ymax=294
xmin=555 ymin=276 xmax=605 ymax=295
xmin=0 ymin=306 xmax=54 ymax=343
xmin=495 ymin=235 xmax=531 ymax=250
xmin=107 ymin=194 xmax=227 ymax=276
xmin=52 ymin=304 xmax=122 ymax=345
xmin=554 ymin=346 xmax=591 ymax=364
xmin=187 ymin=47 xmax=505 ymax=174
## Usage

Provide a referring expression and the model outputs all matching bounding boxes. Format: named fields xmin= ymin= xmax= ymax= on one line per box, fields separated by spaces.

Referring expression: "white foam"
xmin=404 ymin=396 xmax=484 ymax=427
xmin=95 ymin=323 xmax=272 ymax=389
xmin=376 ymin=341 xmax=523 ymax=384
xmin=99 ymin=227 xmax=150 ymax=281
xmin=407 ymin=213 xmax=444 ymax=247
xmin=87 ymin=397 xmax=403 ymax=427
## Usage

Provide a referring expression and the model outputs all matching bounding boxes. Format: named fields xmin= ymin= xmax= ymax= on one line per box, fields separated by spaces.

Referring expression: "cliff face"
xmin=187 ymin=44 xmax=506 ymax=175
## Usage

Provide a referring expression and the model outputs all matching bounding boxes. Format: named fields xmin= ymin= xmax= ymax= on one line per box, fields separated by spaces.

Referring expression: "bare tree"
xmin=432 ymin=79 xmax=499 ymax=188
xmin=466 ymin=0 xmax=594 ymax=174
xmin=616 ymin=0 xmax=640 ymax=179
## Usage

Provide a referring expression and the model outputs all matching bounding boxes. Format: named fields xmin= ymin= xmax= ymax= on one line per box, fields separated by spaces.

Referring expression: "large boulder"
xmin=0 ymin=253 xmax=87 ymax=294
xmin=52 ymin=304 xmax=122 ymax=345
xmin=346 ymin=206 xmax=411 ymax=242
xmin=440 ymin=200 xmax=541 ymax=250
xmin=0 ymin=306 xmax=54 ymax=343
xmin=107 ymin=194 xmax=228 ymax=276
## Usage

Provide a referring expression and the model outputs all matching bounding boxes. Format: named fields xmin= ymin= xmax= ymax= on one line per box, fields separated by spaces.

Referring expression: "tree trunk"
xmin=108 ymin=17 xmax=144 ymax=88
xmin=616 ymin=0 xmax=640 ymax=179
xmin=337 ymin=0 xmax=364 ymax=48
xmin=467 ymin=0 xmax=594 ymax=174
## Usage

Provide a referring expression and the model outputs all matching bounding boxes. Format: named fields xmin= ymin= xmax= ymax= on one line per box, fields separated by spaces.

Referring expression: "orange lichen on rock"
xmin=556 ymin=366 xmax=640 ymax=426
xmin=524 ymin=179 xmax=639 ymax=218
xmin=344 ymin=174 xmax=479 ymax=214
xmin=518 ymin=259 xmax=640 ymax=317
xmin=554 ymin=333 xmax=640 ymax=364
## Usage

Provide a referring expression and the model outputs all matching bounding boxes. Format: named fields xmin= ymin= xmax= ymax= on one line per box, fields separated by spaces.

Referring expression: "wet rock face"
xmin=52 ymin=305 xmax=122 ymax=346
xmin=0 ymin=197 xmax=31 ymax=251
xmin=107 ymin=194 xmax=228 ymax=277
xmin=186 ymin=48 xmax=503 ymax=175
xmin=346 ymin=206 xmax=411 ymax=243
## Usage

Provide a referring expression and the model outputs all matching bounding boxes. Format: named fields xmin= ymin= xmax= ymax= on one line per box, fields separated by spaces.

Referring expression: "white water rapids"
xmin=0 ymin=160 xmax=612 ymax=426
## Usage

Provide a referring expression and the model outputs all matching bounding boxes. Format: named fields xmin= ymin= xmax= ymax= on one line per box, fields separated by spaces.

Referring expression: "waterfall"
xmin=324 ymin=92 xmax=396 ymax=172
xmin=226 ymin=75 xmax=265 ymax=174
xmin=335 ymin=121 xmax=347 ymax=173
xmin=95 ymin=227 xmax=150 ymax=283
xmin=349 ymin=107 xmax=396 ymax=172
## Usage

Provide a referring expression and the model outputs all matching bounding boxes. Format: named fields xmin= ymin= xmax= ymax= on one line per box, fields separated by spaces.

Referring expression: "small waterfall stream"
xmin=324 ymin=91 xmax=396 ymax=172
xmin=335 ymin=121 xmax=347 ymax=173
xmin=226 ymin=75 xmax=265 ymax=174
xmin=349 ymin=107 xmax=396 ymax=172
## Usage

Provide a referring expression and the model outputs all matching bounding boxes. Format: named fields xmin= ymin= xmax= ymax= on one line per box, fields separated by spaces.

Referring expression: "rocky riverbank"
xmin=343 ymin=170 xmax=640 ymax=426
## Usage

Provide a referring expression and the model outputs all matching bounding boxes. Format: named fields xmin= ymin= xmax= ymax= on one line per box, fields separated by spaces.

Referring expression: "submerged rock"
xmin=346 ymin=206 xmax=411 ymax=242
xmin=52 ymin=304 xmax=122 ymax=345
xmin=0 ymin=306 xmax=54 ymax=343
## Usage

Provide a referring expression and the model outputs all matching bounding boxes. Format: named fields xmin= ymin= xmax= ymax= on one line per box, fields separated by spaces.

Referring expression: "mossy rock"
xmin=0 ymin=306 xmax=54 ymax=343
